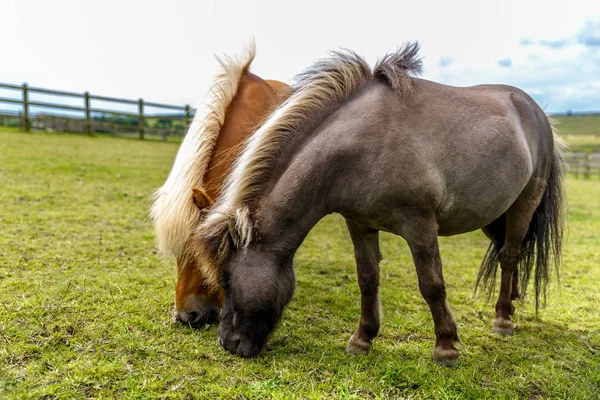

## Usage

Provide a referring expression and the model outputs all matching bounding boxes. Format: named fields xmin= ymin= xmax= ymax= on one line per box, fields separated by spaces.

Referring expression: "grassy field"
xmin=553 ymin=115 xmax=600 ymax=153
xmin=1 ymin=128 xmax=599 ymax=399
xmin=553 ymin=115 xmax=600 ymax=137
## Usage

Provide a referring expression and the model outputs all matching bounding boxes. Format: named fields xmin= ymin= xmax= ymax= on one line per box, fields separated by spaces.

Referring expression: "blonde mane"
xmin=195 ymin=43 xmax=422 ymax=285
xmin=150 ymin=42 xmax=256 ymax=260
xmin=198 ymin=50 xmax=371 ymax=250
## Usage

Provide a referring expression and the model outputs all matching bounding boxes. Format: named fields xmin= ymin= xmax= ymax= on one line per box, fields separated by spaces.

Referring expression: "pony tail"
xmin=518 ymin=146 xmax=565 ymax=312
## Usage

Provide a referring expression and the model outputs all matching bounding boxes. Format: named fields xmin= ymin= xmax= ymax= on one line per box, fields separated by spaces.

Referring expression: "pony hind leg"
xmin=405 ymin=217 xmax=460 ymax=365
xmin=492 ymin=187 xmax=544 ymax=335
xmin=345 ymin=220 xmax=382 ymax=355
xmin=481 ymin=215 xmax=518 ymax=311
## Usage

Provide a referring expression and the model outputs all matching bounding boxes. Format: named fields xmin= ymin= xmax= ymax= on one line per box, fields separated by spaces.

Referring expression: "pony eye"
xmin=219 ymin=272 xmax=231 ymax=290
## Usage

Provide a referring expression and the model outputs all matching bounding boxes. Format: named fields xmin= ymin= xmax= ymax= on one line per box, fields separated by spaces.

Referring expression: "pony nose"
xmin=174 ymin=307 xmax=220 ymax=326
xmin=174 ymin=310 xmax=201 ymax=324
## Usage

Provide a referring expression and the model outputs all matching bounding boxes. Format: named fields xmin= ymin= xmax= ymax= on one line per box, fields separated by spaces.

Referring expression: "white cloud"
xmin=1 ymin=0 xmax=599 ymax=112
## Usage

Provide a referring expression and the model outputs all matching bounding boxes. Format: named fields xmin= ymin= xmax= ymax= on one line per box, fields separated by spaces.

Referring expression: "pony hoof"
xmin=433 ymin=346 xmax=459 ymax=367
xmin=492 ymin=317 xmax=515 ymax=335
xmin=346 ymin=334 xmax=371 ymax=355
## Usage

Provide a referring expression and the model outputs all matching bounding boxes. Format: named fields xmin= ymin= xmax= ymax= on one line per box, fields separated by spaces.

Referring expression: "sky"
xmin=1 ymin=0 xmax=600 ymax=114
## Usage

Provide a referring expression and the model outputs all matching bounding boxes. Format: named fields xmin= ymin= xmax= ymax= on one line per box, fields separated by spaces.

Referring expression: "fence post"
xmin=84 ymin=91 xmax=92 ymax=136
xmin=584 ymin=154 xmax=591 ymax=180
xmin=22 ymin=83 xmax=30 ymax=132
xmin=138 ymin=98 xmax=144 ymax=140
xmin=184 ymin=104 xmax=191 ymax=128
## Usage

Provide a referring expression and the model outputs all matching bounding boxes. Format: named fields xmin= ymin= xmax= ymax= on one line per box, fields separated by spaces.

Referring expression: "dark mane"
xmin=374 ymin=42 xmax=422 ymax=97
xmin=193 ymin=43 xmax=424 ymax=289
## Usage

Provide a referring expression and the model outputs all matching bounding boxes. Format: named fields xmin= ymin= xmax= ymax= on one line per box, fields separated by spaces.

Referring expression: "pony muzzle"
xmin=173 ymin=304 xmax=220 ymax=327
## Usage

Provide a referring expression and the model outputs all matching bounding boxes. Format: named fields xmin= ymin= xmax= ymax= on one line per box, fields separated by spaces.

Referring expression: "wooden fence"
xmin=0 ymin=82 xmax=193 ymax=140
xmin=564 ymin=152 xmax=600 ymax=179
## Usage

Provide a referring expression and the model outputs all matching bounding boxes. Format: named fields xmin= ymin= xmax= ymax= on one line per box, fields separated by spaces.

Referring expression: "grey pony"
xmin=194 ymin=43 xmax=564 ymax=365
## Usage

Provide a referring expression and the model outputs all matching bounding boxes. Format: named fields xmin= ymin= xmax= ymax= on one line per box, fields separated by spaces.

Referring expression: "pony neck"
xmin=253 ymin=154 xmax=331 ymax=256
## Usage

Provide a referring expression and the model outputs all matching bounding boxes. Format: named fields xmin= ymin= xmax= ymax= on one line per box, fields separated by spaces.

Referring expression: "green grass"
xmin=1 ymin=129 xmax=599 ymax=399
xmin=0 ymin=126 xmax=23 ymax=134
xmin=553 ymin=115 xmax=600 ymax=137
xmin=553 ymin=115 xmax=600 ymax=153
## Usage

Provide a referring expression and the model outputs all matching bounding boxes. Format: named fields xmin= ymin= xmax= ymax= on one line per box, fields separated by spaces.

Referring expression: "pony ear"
xmin=191 ymin=188 xmax=213 ymax=209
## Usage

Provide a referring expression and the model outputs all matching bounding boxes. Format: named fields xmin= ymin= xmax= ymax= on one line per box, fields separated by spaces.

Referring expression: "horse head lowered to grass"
xmin=150 ymin=43 xmax=290 ymax=326
xmin=191 ymin=43 xmax=565 ymax=364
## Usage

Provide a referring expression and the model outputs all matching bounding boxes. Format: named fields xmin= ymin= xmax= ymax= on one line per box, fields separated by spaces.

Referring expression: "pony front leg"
xmin=345 ymin=220 xmax=382 ymax=355
xmin=406 ymin=224 xmax=460 ymax=366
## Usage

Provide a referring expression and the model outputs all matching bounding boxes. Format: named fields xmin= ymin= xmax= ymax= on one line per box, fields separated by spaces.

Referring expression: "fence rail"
xmin=0 ymin=82 xmax=193 ymax=140
xmin=564 ymin=152 xmax=600 ymax=179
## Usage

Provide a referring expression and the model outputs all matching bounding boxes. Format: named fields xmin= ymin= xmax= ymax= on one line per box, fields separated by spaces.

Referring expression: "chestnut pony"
xmin=151 ymin=43 xmax=290 ymax=326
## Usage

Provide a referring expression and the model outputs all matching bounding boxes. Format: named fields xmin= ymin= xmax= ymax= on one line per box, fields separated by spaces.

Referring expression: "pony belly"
xmin=436 ymin=193 xmax=515 ymax=236
xmin=437 ymin=213 xmax=502 ymax=236
xmin=435 ymin=153 xmax=531 ymax=236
